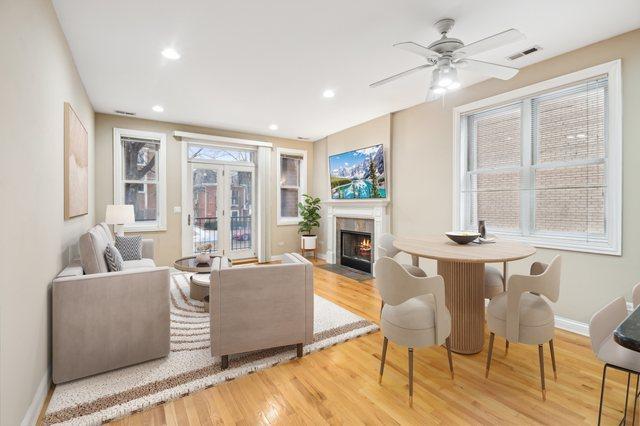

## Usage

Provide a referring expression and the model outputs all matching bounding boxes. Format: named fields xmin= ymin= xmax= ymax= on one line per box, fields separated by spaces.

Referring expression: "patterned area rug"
xmin=44 ymin=271 xmax=378 ymax=425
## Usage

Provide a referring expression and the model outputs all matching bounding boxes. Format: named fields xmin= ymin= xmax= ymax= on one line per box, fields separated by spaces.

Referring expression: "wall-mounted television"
xmin=329 ymin=144 xmax=387 ymax=199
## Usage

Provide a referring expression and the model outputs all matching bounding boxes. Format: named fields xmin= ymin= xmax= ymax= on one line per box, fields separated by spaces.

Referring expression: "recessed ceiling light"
xmin=161 ymin=48 xmax=180 ymax=60
xmin=323 ymin=89 xmax=335 ymax=98
xmin=269 ymin=124 xmax=278 ymax=130
xmin=152 ymin=105 xmax=164 ymax=112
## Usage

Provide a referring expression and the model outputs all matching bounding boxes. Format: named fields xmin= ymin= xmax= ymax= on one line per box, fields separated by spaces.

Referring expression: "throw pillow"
xmin=104 ymin=243 xmax=124 ymax=272
xmin=115 ymin=235 xmax=143 ymax=261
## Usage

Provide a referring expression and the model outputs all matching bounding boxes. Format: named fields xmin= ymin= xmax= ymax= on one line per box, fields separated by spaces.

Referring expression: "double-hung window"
xmin=113 ymin=128 xmax=167 ymax=231
xmin=277 ymin=147 xmax=307 ymax=225
xmin=455 ymin=61 xmax=621 ymax=255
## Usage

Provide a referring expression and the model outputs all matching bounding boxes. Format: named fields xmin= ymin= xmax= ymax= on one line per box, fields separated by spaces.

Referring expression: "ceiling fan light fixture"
xmin=437 ymin=67 xmax=458 ymax=87
xmin=431 ymin=86 xmax=446 ymax=95
xmin=448 ymin=81 xmax=461 ymax=90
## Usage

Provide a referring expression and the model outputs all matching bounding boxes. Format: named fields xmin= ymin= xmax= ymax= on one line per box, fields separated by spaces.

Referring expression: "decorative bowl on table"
xmin=445 ymin=231 xmax=481 ymax=245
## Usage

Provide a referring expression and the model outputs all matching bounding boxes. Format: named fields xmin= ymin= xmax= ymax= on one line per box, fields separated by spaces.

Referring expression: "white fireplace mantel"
xmin=324 ymin=199 xmax=391 ymax=272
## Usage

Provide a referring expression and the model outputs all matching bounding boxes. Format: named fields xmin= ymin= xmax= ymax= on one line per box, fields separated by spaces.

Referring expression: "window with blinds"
xmin=277 ymin=148 xmax=307 ymax=224
xmin=458 ymin=66 xmax=621 ymax=255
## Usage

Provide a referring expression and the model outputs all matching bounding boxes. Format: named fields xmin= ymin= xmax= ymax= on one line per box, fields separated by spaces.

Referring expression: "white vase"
xmin=301 ymin=235 xmax=317 ymax=250
xmin=195 ymin=252 xmax=210 ymax=264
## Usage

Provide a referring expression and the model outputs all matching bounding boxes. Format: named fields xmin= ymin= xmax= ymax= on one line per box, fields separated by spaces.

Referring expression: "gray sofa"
xmin=210 ymin=253 xmax=314 ymax=368
xmin=52 ymin=223 xmax=170 ymax=384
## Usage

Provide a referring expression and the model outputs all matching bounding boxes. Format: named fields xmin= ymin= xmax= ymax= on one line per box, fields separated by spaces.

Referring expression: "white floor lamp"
xmin=105 ymin=204 xmax=135 ymax=237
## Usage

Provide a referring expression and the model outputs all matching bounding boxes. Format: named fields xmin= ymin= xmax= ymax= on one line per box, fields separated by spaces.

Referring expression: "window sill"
xmin=277 ymin=217 xmax=300 ymax=226
xmin=489 ymin=231 xmax=621 ymax=256
xmin=124 ymin=223 xmax=167 ymax=233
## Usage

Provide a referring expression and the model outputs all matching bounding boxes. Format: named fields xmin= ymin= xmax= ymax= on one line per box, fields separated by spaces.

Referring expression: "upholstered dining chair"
xmin=484 ymin=263 xmax=507 ymax=299
xmin=377 ymin=234 xmax=427 ymax=277
xmin=590 ymin=296 xmax=640 ymax=425
xmin=375 ymin=256 xmax=454 ymax=406
xmin=633 ymin=282 xmax=640 ymax=309
xmin=485 ymin=255 xmax=562 ymax=400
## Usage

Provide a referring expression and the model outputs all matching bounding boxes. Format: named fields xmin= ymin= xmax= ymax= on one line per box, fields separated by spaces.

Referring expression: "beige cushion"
xmin=402 ymin=264 xmax=427 ymax=277
xmin=122 ymin=258 xmax=156 ymax=270
xmin=79 ymin=226 xmax=111 ymax=274
xmin=381 ymin=294 xmax=451 ymax=348
xmin=487 ymin=292 xmax=555 ymax=344
xmin=488 ymin=292 xmax=553 ymax=327
xmin=597 ymin=334 xmax=640 ymax=373
xmin=484 ymin=266 xmax=504 ymax=299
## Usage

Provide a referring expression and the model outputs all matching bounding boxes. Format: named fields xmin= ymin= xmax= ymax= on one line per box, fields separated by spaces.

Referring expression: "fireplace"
xmin=340 ymin=230 xmax=373 ymax=273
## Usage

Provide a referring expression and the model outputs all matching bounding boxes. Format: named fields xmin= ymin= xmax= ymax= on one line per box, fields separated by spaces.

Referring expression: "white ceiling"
xmin=53 ymin=0 xmax=640 ymax=141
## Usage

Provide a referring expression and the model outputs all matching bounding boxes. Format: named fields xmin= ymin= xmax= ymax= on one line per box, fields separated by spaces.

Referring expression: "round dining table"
xmin=393 ymin=235 xmax=536 ymax=355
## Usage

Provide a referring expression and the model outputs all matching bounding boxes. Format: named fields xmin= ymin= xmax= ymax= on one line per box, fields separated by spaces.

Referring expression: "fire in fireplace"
xmin=340 ymin=230 xmax=373 ymax=273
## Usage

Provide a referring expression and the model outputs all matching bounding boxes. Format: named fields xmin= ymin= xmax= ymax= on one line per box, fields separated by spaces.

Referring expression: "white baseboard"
xmin=21 ymin=369 xmax=50 ymax=426
xmin=270 ymin=253 xmax=327 ymax=262
xmin=554 ymin=316 xmax=589 ymax=336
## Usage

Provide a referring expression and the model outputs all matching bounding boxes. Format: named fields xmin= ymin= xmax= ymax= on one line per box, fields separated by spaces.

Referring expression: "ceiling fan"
xmin=370 ymin=18 xmax=525 ymax=99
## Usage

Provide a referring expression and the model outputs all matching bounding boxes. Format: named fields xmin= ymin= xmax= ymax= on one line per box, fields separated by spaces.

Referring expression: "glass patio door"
xmin=186 ymin=163 xmax=255 ymax=259
xmin=188 ymin=163 xmax=224 ymax=256
xmin=224 ymin=165 xmax=255 ymax=259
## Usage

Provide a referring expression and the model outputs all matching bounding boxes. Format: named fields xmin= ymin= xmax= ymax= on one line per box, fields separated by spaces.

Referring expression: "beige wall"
xmin=95 ymin=114 xmax=314 ymax=266
xmin=314 ymin=29 xmax=640 ymax=324
xmin=0 ymin=0 xmax=96 ymax=423
xmin=313 ymin=114 xmax=391 ymax=253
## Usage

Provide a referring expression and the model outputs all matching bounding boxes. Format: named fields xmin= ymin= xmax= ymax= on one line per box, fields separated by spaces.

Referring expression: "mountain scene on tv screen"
xmin=330 ymin=144 xmax=386 ymax=199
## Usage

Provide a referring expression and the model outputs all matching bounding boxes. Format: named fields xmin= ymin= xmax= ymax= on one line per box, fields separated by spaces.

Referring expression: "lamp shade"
xmin=105 ymin=204 xmax=135 ymax=225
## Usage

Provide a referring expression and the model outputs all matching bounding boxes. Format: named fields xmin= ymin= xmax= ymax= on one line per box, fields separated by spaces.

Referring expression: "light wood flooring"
xmin=44 ymin=260 xmax=636 ymax=425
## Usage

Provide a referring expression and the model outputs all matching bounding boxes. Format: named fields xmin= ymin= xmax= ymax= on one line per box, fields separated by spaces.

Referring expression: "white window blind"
xmin=276 ymin=148 xmax=307 ymax=225
xmin=459 ymin=74 xmax=619 ymax=254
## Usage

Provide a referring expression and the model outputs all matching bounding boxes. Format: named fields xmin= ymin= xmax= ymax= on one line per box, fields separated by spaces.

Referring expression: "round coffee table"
xmin=173 ymin=255 xmax=223 ymax=305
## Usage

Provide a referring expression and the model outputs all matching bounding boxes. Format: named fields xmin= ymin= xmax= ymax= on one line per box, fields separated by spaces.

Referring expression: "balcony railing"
xmin=192 ymin=216 xmax=252 ymax=253
xmin=230 ymin=215 xmax=252 ymax=250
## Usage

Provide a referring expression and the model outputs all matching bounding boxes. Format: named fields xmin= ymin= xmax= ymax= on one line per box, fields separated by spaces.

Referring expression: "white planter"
xmin=301 ymin=235 xmax=317 ymax=250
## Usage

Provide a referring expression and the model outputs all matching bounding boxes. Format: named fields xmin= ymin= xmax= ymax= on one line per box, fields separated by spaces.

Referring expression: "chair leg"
xmin=408 ymin=347 xmax=414 ymax=407
xmin=538 ymin=344 xmax=546 ymax=401
xmin=297 ymin=343 xmax=303 ymax=358
xmin=633 ymin=374 xmax=639 ymax=426
xmin=549 ymin=339 xmax=557 ymax=381
xmin=624 ymin=372 xmax=632 ymax=425
xmin=485 ymin=332 xmax=495 ymax=379
xmin=505 ymin=340 xmax=509 ymax=356
xmin=598 ymin=364 xmax=608 ymax=425
xmin=502 ymin=261 xmax=507 ymax=292
xmin=379 ymin=337 xmax=388 ymax=384
xmin=446 ymin=337 xmax=454 ymax=380
xmin=221 ymin=355 xmax=229 ymax=370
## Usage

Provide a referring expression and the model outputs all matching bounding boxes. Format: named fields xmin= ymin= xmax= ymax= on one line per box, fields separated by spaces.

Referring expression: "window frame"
xmin=453 ymin=60 xmax=622 ymax=255
xmin=276 ymin=147 xmax=307 ymax=226
xmin=113 ymin=128 xmax=167 ymax=232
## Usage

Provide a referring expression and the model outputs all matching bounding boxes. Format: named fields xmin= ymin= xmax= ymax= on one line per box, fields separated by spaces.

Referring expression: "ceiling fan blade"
xmin=370 ymin=64 xmax=433 ymax=88
xmin=460 ymin=59 xmax=519 ymax=80
xmin=453 ymin=29 xmax=525 ymax=59
xmin=393 ymin=41 xmax=441 ymax=59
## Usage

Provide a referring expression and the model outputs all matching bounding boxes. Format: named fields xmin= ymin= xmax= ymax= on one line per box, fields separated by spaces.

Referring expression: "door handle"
xmin=188 ymin=214 xmax=191 ymax=226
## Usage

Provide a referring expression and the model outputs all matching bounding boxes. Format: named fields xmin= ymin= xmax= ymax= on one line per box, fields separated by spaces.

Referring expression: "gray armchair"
xmin=210 ymin=253 xmax=314 ymax=369
xmin=51 ymin=223 xmax=170 ymax=384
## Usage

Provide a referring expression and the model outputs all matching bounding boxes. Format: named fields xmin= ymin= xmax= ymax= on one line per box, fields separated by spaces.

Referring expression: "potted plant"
xmin=298 ymin=194 xmax=321 ymax=251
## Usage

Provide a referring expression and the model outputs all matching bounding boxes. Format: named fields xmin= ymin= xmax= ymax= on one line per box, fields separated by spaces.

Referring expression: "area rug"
xmin=44 ymin=271 xmax=378 ymax=425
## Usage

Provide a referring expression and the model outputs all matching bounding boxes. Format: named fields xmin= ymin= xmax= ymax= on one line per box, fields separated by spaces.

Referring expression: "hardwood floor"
xmin=98 ymin=261 xmax=632 ymax=425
